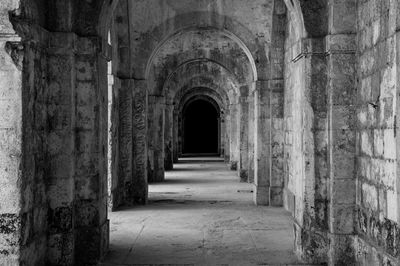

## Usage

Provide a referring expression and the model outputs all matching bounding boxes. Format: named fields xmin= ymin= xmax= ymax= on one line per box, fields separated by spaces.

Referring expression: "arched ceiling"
xmin=163 ymin=60 xmax=238 ymax=103
xmin=110 ymin=0 xmax=277 ymax=80
xmin=146 ymin=29 xmax=254 ymax=95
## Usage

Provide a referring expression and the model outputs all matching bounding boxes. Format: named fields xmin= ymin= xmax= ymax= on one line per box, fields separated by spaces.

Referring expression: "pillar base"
xmin=165 ymin=161 xmax=173 ymax=171
xmin=270 ymin=186 xmax=283 ymax=206
xmin=239 ymin=169 xmax=248 ymax=182
xmin=253 ymin=184 xmax=269 ymax=205
xmin=148 ymin=170 xmax=165 ymax=183
xmin=230 ymin=161 xmax=238 ymax=170
xmin=75 ymin=219 xmax=110 ymax=265
xmin=328 ymin=234 xmax=356 ymax=265
xmin=293 ymin=221 xmax=329 ymax=264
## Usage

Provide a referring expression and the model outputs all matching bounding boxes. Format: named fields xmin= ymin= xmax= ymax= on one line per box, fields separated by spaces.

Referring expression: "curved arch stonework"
xmin=164 ymin=60 xmax=239 ymax=103
xmin=109 ymin=4 xmax=270 ymax=79
xmin=180 ymin=94 xmax=222 ymax=119
xmin=145 ymin=27 xmax=258 ymax=82
xmin=174 ymin=87 xmax=228 ymax=114
xmin=145 ymin=30 xmax=256 ymax=97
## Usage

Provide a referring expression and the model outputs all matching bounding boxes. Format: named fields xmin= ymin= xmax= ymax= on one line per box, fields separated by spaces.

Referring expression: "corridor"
xmin=101 ymin=158 xmax=301 ymax=265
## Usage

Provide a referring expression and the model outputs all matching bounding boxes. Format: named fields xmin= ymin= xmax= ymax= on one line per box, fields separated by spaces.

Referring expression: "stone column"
xmin=164 ymin=102 xmax=174 ymax=170
xmin=219 ymin=116 xmax=224 ymax=157
xmin=178 ymin=110 xmax=184 ymax=158
xmin=46 ymin=33 xmax=77 ymax=265
xmin=326 ymin=34 xmax=356 ymax=264
xmin=114 ymin=78 xmax=148 ymax=205
xmin=131 ymin=80 xmax=148 ymax=203
xmin=247 ymin=92 xmax=255 ymax=183
xmin=217 ymin=117 xmax=222 ymax=155
xmin=270 ymin=79 xmax=285 ymax=206
xmin=0 ymin=16 xmax=50 ymax=265
xmin=115 ymin=78 xmax=133 ymax=205
xmin=109 ymin=78 xmax=121 ymax=209
xmin=238 ymin=85 xmax=250 ymax=181
xmin=224 ymin=111 xmax=231 ymax=162
xmin=73 ymin=35 xmax=110 ymax=264
xmin=173 ymin=108 xmax=179 ymax=162
xmin=148 ymin=95 xmax=165 ymax=182
xmin=325 ymin=1 xmax=357 ymax=264
xmin=253 ymin=80 xmax=271 ymax=205
xmin=229 ymin=101 xmax=240 ymax=170
xmin=397 ymin=27 xmax=400 ymax=230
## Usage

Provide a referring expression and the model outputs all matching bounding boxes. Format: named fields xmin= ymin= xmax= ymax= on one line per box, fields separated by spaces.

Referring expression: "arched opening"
xmin=182 ymin=98 xmax=220 ymax=155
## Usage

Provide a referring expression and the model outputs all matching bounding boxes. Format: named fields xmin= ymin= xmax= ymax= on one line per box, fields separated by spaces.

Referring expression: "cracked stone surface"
xmin=101 ymin=158 xmax=303 ymax=265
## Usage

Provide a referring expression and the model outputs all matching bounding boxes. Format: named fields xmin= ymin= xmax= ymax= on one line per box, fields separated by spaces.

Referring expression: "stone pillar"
xmin=229 ymin=101 xmax=240 ymax=170
xmin=325 ymin=1 xmax=357 ymax=264
xmin=46 ymin=33 xmax=77 ymax=265
xmin=253 ymin=80 xmax=271 ymax=205
xmin=148 ymin=95 xmax=165 ymax=182
xmin=73 ymin=35 xmax=110 ymax=265
xmin=114 ymin=78 xmax=148 ymax=205
xmin=224 ymin=112 xmax=231 ymax=162
xmin=217 ymin=117 xmax=222 ymax=155
xmin=164 ymin=103 xmax=174 ymax=170
xmin=238 ymin=86 xmax=250 ymax=181
xmin=173 ymin=109 xmax=179 ymax=162
xmin=0 ymin=17 xmax=48 ymax=265
xmin=178 ymin=110 xmax=184 ymax=158
xmin=109 ymin=77 xmax=120 ymax=209
xmin=397 ymin=28 xmax=400 ymax=230
xmin=131 ymin=80 xmax=148 ymax=203
xmin=115 ymin=78 xmax=133 ymax=205
xmin=270 ymin=79 xmax=285 ymax=206
xmin=326 ymin=34 xmax=356 ymax=264
xmin=219 ymin=116 xmax=224 ymax=157
xmin=247 ymin=92 xmax=255 ymax=183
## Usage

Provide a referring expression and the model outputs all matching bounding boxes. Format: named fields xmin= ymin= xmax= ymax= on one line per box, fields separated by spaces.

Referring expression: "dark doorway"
xmin=183 ymin=99 xmax=219 ymax=154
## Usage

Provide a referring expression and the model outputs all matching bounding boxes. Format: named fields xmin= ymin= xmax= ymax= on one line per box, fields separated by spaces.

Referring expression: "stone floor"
xmin=101 ymin=158 xmax=304 ymax=266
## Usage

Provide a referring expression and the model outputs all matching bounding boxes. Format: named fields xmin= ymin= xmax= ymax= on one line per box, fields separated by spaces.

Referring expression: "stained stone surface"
xmin=0 ymin=0 xmax=399 ymax=265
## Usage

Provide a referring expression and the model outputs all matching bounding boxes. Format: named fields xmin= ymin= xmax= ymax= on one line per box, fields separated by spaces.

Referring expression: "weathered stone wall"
xmin=107 ymin=60 xmax=113 ymax=207
xmin=355 ymin=0 xmax=399 ymax=264
xmin=247 ymin=93 xmax=255 ymax=183
xmin=284 ymin=6 xmax=330 ymax=263
xmin=284 ymin=7 xmax=309 ymax=243
xmin=73 ymin=36 xmax=110 ymax=265
xmin=284 ymin=1 xmax=359 ymax=264
xmin=0 ymin=2 xmax=48 ymax=264
xmin=269 ymin=0 xmax=286 ymax=205
xmin=3 ymin=1 xmax=400 ymax=265
xmin=111 ymin=6 xmax=149 ymax=206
